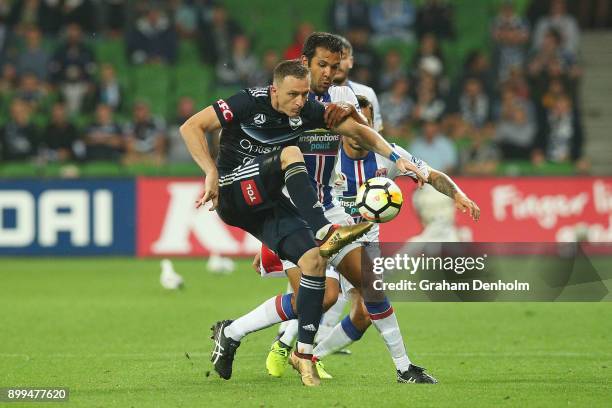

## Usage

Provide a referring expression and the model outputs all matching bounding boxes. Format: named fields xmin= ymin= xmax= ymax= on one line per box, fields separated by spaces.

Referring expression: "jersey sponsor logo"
xmin=375 ymin=168 xmax=389 ymax=177
xmin=298 ymin=131 xmax=340 ymax=154
xmin=216 ymin=99 xmax=234 ymax=122
xmin=254 ymin=113 xmax=266 ymax=125
xmin=239 ymin=138 xmax=281 ymax=155
xmin=240 ymin=180 xmax=263 ymax=206
xmin=289 ymin=116 xmax=303 ymax=130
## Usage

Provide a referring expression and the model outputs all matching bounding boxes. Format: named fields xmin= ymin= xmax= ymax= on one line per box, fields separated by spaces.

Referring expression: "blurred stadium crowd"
xmin=0 ymin=0 xmax=610 ymax=174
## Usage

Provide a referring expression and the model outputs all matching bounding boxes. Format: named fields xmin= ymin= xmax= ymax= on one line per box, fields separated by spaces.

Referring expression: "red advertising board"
xmin=137 ymin=178 xmax=261 ymax=257
xmin=137 ymin=177 xmax=612 ymax=257
xmin=386 ymin=177 xmax=612 ymax=243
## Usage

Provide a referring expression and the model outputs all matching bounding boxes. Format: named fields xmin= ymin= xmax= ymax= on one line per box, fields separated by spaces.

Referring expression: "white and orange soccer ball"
xmin=356 ymin=177 xmax=403 ymax=223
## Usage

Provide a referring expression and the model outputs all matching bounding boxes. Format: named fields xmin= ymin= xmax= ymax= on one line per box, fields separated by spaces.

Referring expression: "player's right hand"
xmin=252 ymin=252 xmax=261 ymax=274
xmin=196 ymin=173 xmax=219 ymax=211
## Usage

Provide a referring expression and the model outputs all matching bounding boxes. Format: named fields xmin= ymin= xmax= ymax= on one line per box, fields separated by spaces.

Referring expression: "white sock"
xmin=224 ymin=294 xmax=294 ymax=341
xmin=297 ymin=342 xmax=313 ymax=355
xmin=370 ymin=310 xmax=411 ymax=372
xmin=279 ymin=319 xmax=299 ymax=347
xmin=278 ymin=319 xmax=291 ymax=335
xmin=315 ymin=296 xmax=347 ymax=343
xmin=314 ymin=324 xmax=351 ymax=360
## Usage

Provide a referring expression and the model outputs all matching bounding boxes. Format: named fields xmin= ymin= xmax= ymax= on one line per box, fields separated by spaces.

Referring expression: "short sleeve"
xmin=301 ymin=99 xmax=327 ymax=129
xmin=212 ymin=90 xmax=253 ymax=127
xmin=334 ymin=86 xmax=361 ymax=113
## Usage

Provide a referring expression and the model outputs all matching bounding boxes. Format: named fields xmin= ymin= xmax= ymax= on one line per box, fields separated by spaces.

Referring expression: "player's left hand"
xmin=324 ymin=102 xmax=354 ymax=128
xmin=455 ymin=193 xmax=480 ymax=221
xmin=396 ymin=157 xmax=427 ymax=187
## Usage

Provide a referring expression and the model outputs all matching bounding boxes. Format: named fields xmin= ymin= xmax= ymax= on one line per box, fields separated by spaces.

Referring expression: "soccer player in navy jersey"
xmin=180 ymin=58 xmax=424 ymax=386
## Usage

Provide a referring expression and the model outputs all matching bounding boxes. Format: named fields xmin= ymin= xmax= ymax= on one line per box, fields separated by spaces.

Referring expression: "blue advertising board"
xmin=0 ymin=179 xmax=135 ymax=255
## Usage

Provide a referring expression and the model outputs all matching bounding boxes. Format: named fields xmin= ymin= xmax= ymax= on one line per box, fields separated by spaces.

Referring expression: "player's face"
xmin=305 ymin=47 xmax=341 ymax=94
xmin=272 ymin=75 xmax=310 ymax=116
xmin=333 ymin=47 xmax=353 ymax=85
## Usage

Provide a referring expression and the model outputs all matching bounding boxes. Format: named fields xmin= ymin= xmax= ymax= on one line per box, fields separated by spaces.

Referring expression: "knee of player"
xmin=280 ymin=145 xmax=304 ymax=167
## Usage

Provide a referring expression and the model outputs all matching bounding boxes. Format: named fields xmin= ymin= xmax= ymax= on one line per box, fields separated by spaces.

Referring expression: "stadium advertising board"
xmin=388 ymin=177 xmax=612 ymax=243
xmin=137 ymin=177 xmax=260 ymax=257
xmin=138 ymin=177 xmax=612 ymax=257
xmin=0 ymin=180 xmax=135 ymax=255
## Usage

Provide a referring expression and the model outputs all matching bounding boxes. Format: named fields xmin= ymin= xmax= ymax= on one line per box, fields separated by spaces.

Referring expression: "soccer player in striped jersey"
xmin=312 ymin=96 xmax=480 ymax=379
xmin=261 ymin=95 xmax=480 ymax=384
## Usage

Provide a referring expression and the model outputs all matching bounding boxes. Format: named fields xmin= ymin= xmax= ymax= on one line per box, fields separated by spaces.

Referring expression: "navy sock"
xmin=296 ymin=274 xmax=326 ymax=355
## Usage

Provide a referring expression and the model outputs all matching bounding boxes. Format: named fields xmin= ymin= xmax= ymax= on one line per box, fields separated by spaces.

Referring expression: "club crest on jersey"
xmin=254 ymin=113 xmax=266 ymax=125
xmin=289 ymin=116 xmax=302 ymax=130
xmin=375 ymin=168 xmax=388 ymax=177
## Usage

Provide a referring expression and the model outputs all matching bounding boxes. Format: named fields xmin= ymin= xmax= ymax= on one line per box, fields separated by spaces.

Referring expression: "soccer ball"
xmin=356 ymin=177 xmax=403 ymax=223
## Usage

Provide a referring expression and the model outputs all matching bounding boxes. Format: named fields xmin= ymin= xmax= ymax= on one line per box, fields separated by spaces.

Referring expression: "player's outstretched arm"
xmin=427 ymin=169 xmax=480 ymax=221
xmin=333 ymin=117 xmax=428 ymax=184
xmin=180 ymin=106 xmax=223 ymax=210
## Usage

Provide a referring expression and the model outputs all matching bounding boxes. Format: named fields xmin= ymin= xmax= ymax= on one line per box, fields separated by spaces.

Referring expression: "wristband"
xmin=389 ymin=151 xmax=401 ymax=162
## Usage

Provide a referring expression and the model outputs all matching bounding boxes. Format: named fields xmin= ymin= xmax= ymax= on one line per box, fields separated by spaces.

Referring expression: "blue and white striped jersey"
xmin=333 ymin=144 xmax=430 ymax=230
xmin=297 ymin=85 xmax=360 ymax=210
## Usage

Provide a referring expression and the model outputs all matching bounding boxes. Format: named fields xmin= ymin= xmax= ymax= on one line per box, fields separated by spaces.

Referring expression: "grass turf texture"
xmin=1 ymin=258 xmax=611 ymax=407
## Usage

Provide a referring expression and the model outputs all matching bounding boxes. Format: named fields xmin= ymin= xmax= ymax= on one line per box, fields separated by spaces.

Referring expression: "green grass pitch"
xmin=1 ymin=258 xmax=611 ymax=407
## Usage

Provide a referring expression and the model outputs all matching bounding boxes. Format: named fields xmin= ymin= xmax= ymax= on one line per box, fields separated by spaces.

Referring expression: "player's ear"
xmin=270 ymin=84 xmax=277 ymax=95
xmin=300 ymin=55 xmax=308 ymax=67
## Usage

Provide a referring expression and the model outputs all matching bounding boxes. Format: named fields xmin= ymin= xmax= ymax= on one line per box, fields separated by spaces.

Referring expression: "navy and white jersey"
xmin=297 ymin=85 xmax=360 ymax=210
xmin=333 ymin=144 xmax=430 ymax=227
xmin=212 ymin=86 xmax=326 ymax=175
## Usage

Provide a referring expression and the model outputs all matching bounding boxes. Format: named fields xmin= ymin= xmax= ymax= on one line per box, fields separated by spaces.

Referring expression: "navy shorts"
xmin=216 ymin=150 xmax=314 ymax=255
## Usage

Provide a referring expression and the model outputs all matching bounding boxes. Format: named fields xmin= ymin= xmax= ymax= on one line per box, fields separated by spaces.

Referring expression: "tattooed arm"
xmin=427 ymin=168 xmax=481 ymax=221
